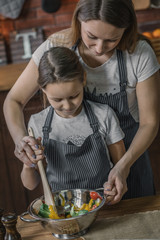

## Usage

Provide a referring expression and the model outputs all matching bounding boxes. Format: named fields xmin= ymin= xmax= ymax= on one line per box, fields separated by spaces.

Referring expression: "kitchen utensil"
xmin=20 ymin=188 xmax=106 ymax=240
xmin=28 ymin=127 xmax=58 ymax=215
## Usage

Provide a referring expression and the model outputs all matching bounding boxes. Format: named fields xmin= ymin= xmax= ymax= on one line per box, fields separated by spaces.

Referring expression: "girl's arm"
xmin=108 ymin=139 xmax=126 ymax=165
xmin=105 ymin=71 xmax=160 ymax=204
xmin=21 ymin=164 xmax=40 ymax=190
xmin=104 ymin=139 xmax=126 ymax=204
xmin=3 ymin=59 xmax=40 ymax=167
xmin=21 ymin=136 xmax=45 ymax=190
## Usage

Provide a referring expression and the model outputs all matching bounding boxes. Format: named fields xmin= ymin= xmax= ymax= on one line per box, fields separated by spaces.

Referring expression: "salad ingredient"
xmin=37 ymin=191 xmax=103 ymax=219
xmin=90 ymin=191 xmax=102 ymax=200
xmin=49 ymin=205 xmax=60 ymax=219
xmin=38 ymin=203 xmax=50 ymax=218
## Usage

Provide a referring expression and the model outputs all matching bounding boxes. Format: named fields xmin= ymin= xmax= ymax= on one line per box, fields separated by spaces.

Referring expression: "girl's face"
xmin=43 ymin=79 xmax=85 ymax=118
xmin=81 ymin=20 xmax=125 ymax=56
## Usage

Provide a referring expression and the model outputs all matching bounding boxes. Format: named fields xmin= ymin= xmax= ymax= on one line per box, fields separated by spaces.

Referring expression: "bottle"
xmin=1 ymin=213 xmax=22 ymax=240
xmin=0 ymin=208 xmax=5 ymax=240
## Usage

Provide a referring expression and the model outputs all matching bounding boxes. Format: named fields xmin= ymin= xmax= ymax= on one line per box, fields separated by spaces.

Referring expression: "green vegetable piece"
xmin=95 ymin=198 xmax=102 ymax=206
xmin=70 ymin=206 xmax=78 ymax=217
xmin=38 ymin=203 xmax=50 ymax=218
xmin=78 ymin=210 xmax=88 ymax=216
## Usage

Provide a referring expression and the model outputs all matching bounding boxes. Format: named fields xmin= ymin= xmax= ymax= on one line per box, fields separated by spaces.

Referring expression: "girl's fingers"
xmin=105 ymin=195 xmax=115 ymax=204
xmin=34 ymin=149 xmax=44 ymax=155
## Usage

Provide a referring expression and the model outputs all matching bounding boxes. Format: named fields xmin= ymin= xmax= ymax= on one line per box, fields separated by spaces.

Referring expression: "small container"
xmin=1 ymin=213 xmax=22 ymax=240
xmin=0 ymin=208 xmax=5 ymax=240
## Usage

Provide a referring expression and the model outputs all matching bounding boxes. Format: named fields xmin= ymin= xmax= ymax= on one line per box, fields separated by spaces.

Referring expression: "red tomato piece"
xmin=90 ymin=204 xmax=97 ymax=211
xmin=90 ymin=191 xmax=98 ymax=200
xmin=90 ymin=191 xmax=102 ymax=200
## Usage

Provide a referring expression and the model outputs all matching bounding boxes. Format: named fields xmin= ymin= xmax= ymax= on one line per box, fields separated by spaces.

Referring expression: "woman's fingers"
xmin=103 ymin=166 xmax=128 ymax=205
xmin=112 ymin=181 xmax=128 ymax=204
xmin=14 ymin=146 xmax=34 ymax=167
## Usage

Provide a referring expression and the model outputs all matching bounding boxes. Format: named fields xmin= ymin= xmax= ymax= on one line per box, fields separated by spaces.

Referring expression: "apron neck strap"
xmin=83 ymin=100 xmax=99 ymax=133
xmin=116 ymin=49 xmax=127 ymax=92
xmin=42 ymin=106 xmax=54 ymax=144
xmin=71 ymin=38 xmax=81 ymax=51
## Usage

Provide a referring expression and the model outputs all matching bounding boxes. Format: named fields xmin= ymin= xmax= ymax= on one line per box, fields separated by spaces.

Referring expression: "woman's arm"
xmin=105 ymin=70 xmax=160 ymax=204
xmin=3 ymin=59 xmax=40 ymax=166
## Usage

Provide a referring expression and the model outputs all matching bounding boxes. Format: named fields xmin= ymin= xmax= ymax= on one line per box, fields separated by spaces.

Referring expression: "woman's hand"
xmin=14 ymin=136 xmax=45 ymax=167
xmin=103 ymin=163 xmax=129 ymax=205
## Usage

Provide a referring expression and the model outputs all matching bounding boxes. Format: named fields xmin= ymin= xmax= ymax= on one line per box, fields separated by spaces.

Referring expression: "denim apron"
xmin=80 ymin=49 xmax=155 ymax=199
xmin=42 ymin=100 xmax=111 ymax=191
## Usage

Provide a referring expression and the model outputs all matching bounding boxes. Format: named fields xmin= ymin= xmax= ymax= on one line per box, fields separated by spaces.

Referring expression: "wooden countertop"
xmin=0 ymin=62 xmax=28 ymax=91
xmin=17 ymin=195 xmax=160 ymax=239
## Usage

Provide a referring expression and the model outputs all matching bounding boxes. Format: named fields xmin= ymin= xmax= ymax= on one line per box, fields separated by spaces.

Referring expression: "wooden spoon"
xmin=28 ymin=127 xmax=58 ymax=215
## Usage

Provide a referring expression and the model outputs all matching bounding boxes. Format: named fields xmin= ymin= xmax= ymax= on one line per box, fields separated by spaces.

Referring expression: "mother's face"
xmin=80 ymin=20 xmax=125 ymax=56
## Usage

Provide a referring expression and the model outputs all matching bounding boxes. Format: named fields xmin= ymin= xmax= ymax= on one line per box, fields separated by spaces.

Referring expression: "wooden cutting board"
xmin=132 ymin=0 xmax=150 ymax=10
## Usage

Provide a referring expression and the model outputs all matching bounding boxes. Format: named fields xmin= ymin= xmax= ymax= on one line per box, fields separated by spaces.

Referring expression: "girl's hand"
xmin=103 ymin=185 xmax=117 ymax=204
xmin=26 ymin=137 xmax=45 ymax=168
xmin=103 ymin=164 xmax=129 ymax=205
xmin=14 ymin=136 xmax=44 ymax=167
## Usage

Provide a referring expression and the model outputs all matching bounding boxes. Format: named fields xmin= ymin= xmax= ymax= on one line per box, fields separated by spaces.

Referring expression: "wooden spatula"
xmin=28 ymin=127 xmax=58 ymax=215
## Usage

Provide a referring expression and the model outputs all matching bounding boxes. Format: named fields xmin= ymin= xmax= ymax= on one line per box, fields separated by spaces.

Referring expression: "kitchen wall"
xmin=0 ymin=0 xmax=78 ymax=38
xmin=0 ymin=0 xmax=78 ymax=64
xmin=0 ymin=0 xmax=160 ymax=64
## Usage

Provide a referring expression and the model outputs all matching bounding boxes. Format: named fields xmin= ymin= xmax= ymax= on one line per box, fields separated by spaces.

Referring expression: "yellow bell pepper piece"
xmin=84 ymin=204 xmax=89 ymax=211
xmin=59 ymin=194 xmax=65 ymax=207
xmin=89 ymin=199 xmax=94 ymax=209
xmin=48 ymin=205 xmax=60 ymax=219
xmin=79 ymin=203 xmax=86 ymax=211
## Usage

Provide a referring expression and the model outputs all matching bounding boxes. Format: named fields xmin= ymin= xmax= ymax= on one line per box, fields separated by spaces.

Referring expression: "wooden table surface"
xmin=17 ymin=194 xmax=160 ymax=239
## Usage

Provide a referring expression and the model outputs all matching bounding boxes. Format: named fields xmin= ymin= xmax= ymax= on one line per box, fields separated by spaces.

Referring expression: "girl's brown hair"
xmin=71 ymin=0 xmax=139 ymax=53
xmin=38 ymin=46 xmax=85 ymax=89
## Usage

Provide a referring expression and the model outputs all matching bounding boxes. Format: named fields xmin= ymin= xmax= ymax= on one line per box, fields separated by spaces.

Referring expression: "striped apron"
xmin=83 ymin=49 xmax=155 ymax=199
xmin=42 ymin=100 xmax=111 ymax=191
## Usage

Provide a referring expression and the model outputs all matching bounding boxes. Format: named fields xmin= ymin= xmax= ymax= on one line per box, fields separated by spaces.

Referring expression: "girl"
xmin=21 ymin=46 xmax=125 ymax=199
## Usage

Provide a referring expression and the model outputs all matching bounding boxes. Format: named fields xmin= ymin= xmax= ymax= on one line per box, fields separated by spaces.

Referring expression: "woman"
xmin=3 ymin=0 xmax=160 ymax=204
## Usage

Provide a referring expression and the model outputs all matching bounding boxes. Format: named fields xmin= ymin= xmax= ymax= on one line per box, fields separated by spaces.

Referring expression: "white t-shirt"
xmin=28 ymin=101 xmax=124 ymax=165
xmin=32 ymin=32 xmax=160 ymax=122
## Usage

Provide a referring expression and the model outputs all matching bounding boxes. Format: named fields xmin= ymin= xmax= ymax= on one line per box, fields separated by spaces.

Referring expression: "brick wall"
xmin=0 ymin=1 xmax=160 ymax=64
xmin=136 ymin=8 xmax=160 ymax=32
xmin=1 ymin=1 xmax=160 ymax=41
xmin=0 ymin=0 xmax=78 ymax=63
xmin=0 ymin=0 xmax=78 ymax=40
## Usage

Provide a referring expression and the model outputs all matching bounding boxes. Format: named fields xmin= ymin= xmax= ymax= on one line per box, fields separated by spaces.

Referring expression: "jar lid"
xmin=1 ymin=213 xmax=17 ymax=223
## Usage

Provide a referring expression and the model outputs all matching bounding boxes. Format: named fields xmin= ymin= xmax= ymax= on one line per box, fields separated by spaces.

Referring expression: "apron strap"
xmin=83 ymin=100 xmax=99 ymax=133
xmin=71 ymin=38 xmax=81 ymax=51
xmin=117 ymin=49 xmax=127 ymax=92
xmin=42 ymin=106 xmax=54 ymax=145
